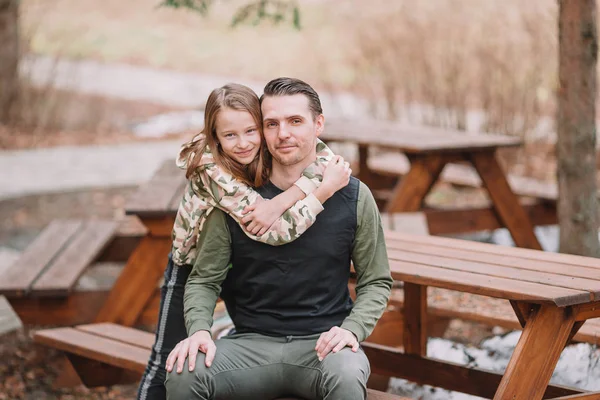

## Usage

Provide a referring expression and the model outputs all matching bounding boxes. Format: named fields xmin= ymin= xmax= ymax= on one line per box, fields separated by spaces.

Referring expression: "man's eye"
xmin=266 ymin=122 xmax=277 ymax=128
xmin=292 ymin=119 xmax=301 ymax=124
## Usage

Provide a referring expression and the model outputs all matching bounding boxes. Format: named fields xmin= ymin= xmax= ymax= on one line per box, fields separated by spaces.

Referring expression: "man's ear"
xmin=315 ymin=114 xmax=325 ymax=137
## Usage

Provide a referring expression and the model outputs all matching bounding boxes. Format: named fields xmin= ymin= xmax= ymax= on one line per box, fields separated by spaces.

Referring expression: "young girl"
xmin=137 ymin=83 xmax=349 ymax=400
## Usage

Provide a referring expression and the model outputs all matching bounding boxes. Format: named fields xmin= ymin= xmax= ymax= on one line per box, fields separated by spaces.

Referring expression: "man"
xmin=165 ymin=77 xmax=392 ymax=400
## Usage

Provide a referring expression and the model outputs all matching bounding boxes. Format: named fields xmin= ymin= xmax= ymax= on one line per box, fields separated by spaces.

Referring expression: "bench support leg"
xmin=66 ymin=354 xmax=141 ymax=387
xmin=403 ymin=283 xmax=428 ymax=356
xmin=493 ymin=305 xmax=575 ymax=400
xmin=95 ymin=233 xmax=171 ymax=326
xmin=470 ymin=151 xmax=542 ymax=250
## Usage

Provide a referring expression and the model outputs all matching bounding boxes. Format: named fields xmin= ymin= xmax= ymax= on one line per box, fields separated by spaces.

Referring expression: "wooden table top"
xmin=322 ymin=119 xmax=522 ymax=154
xmin=386 ymin=231 xmax=600 ymax=307
xmin=125 ymin=161 xmax=186 ymax=218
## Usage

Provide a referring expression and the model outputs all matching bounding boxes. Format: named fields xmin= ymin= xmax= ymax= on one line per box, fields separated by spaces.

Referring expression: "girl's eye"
xmin=247 ymin=128 xmax=257 ymax=134
xmin=224 ymin=133 xmax=235 ymax=138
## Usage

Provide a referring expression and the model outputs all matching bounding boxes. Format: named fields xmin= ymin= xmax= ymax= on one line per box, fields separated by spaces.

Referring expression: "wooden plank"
xmin=33 ymin=327 xmax=149 ymax=374
xmin=32 ymin=221 xmax=118 ymax=296
xmin=386 ymin=248 xmax=600 ymax=298
xmin=470 ymin=151 xmax=542 ymax=250
xmin=77 ymin=323 xmax=155 ymax=349
xmin=125 ymin=162 xmax=186 ymax=216
xmin=402 ymin=283 xmax=427 ymax=356
xmin=385 ymin=154 xmax=448 ymax=213
xmin=323 ymin=118 xmax=522 ymax=153
xmin=95 ymin=235 xmax=172 ymax=326
xmin=96 ymin=216 xmax=147 ymax=263
xmin=0 ymin=295 xmax=22 ymax=335
xmin=0 ymin=220 xmax=82 ymax=297
xmin=575 ymin=301 xmax=600 ymax=321
xmin=494 ymin=305 xmax=576 ymax=400
xmin=425 ymin=202 xmax=557 ymax=235
xmin=391 ymin=213 xmax=429 ymax=235
xmin=11 ymin=290 xmax=111 ymax=326
xmin=142 ymin=216 xmax=177 ymax=237
xmin=65 ymin=354 xmax=141 ymax=388
xmin=362 ymin=342 xmax=582 ymax=399
xmin=389 ymin=260 xmax=591 ymax=306
xmin=384 ymin=230 xmax=600 ymax=270
xmin=510 ymin=301 xmax=535 ymax=328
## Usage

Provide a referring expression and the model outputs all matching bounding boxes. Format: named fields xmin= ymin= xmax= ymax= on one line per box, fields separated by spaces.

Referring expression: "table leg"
xmin=493 ymin=304 xmax=575 ymax=400
xmin=470 ymin=151 xmax=542 ymax=250
xmin=403 ymin=283 xmax=428 ymax=356
xmin=356 ymin=144 xmax=397 ymax=190
xmin=94 ymin=234 xmax=171 ymax=326
xmin=385 ymin=155 xmax=448 ymax=213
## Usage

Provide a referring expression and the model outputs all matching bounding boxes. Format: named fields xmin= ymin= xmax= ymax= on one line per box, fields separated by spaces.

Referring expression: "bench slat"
xmin=77 ymin=322 xmax=154 ymax=349
xmin=389 ymin=260 xmax=591 ymax=306
xmin=31 ymin=221 xmax=118 ymax=296
xmin=387 ymin=249 xmax=600 ymax=298
xmin=0 ymin=220 xmax=82 ymax=297
xmin=385 ymin=230 xmax=600 ymax=269
xmin=34 ymin=327 xmax=149 ymax=374
xmin=125 ymin=162 xmax=186 ymax=216
xmin=387 ymin=238 xmax=600 ymax=281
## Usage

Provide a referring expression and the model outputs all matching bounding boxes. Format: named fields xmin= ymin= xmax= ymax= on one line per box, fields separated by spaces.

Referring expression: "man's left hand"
xmin=315 ymin=326 xmax=359 ymax=361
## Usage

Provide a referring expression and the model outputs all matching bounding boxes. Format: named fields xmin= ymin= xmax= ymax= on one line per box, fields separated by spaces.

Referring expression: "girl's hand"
xmin=321 ymin=155 xmax=352 ymax=194
xmin=241 ymin=198 xmax=284 ymax=236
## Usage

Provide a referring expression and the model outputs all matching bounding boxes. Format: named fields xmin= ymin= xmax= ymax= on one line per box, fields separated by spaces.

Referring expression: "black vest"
xmin=221 ymin=177 xmax=360 ymax=337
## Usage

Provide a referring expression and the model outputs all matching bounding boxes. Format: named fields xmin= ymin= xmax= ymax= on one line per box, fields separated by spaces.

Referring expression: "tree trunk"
xmin=0 ymin=0 xmax=19 ymax=125
xmin=557 ymin=0 xmax=600 ymax=256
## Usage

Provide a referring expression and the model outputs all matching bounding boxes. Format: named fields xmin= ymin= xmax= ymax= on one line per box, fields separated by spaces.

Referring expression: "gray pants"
xmin=165 ymin=332 xmax=370 ymax=400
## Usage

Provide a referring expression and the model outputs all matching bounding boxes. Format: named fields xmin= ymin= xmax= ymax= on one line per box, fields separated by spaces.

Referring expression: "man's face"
xmin=261 ymin=94 xmax=324 ymax=167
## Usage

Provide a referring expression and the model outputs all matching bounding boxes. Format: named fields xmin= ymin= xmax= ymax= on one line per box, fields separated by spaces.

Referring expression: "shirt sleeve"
xmin=184 ymin=208 xmax=232 ymax=336
xmin=170 ymin=176 xmax=216 ymax=267
xmin=340 ymin=181 xmax=393 ymax=342
xmin=196 ymin=149 xmax=326 ymax=246
xmin=294 ymin=139 xmax=336 ymax=194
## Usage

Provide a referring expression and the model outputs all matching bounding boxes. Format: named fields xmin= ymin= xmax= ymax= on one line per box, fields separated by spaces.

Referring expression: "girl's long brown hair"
xmin=179 ymin=83 xmax=270 ymax=187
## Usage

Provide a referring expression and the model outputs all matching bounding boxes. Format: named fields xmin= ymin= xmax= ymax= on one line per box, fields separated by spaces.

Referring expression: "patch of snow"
xmin=389 ymin=332 xmax=600 ymax=398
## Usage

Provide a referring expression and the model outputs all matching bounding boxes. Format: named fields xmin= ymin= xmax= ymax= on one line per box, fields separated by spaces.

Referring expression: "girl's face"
xmin=215 ymin=108 xmax=262 ymax=165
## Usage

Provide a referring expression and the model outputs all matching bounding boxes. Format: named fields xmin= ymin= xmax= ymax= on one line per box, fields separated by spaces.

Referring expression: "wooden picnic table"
xmin=68 ymin=160 xmax=600 ymax=398
xmin=321 ymin=119 xmax=543 ymax=250
xmin=365 ymin=230 xmax=600 ymax=400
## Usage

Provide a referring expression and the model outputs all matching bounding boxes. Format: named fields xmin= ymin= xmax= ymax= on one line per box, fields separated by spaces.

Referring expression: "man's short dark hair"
xmin=261 ymin=77 xmax=323 ymax=120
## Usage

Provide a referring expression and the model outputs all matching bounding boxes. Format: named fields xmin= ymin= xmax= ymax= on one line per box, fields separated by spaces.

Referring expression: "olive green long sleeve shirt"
xmin=183 ymin=181 xmax=393 ymax=342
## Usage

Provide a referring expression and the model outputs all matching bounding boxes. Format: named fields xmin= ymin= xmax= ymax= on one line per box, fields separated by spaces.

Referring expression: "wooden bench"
xmin=0 ymin=217 xmax=147 ymax=325
xmin=33 ymin=323 xmax=407 ymax=399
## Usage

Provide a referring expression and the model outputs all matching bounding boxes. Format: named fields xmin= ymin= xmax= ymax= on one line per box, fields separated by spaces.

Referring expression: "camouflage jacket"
xmin=171 ymin=138 xmax=334 ymax=266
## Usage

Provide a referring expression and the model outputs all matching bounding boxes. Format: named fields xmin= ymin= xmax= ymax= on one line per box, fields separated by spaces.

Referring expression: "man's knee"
xmin=320 ymin=348 xmax=370 ymax=399
xmin=164 ymin=358 xmax=213 ymax=399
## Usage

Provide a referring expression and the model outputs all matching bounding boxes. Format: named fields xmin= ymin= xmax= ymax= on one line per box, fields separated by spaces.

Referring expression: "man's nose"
xmin=278 ymin=123 xmax=292 ymax=140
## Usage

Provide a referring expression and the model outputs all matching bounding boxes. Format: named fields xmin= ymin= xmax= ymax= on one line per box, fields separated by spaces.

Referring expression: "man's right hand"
xmin=165 ymin=330 xmax=216 ymax=373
